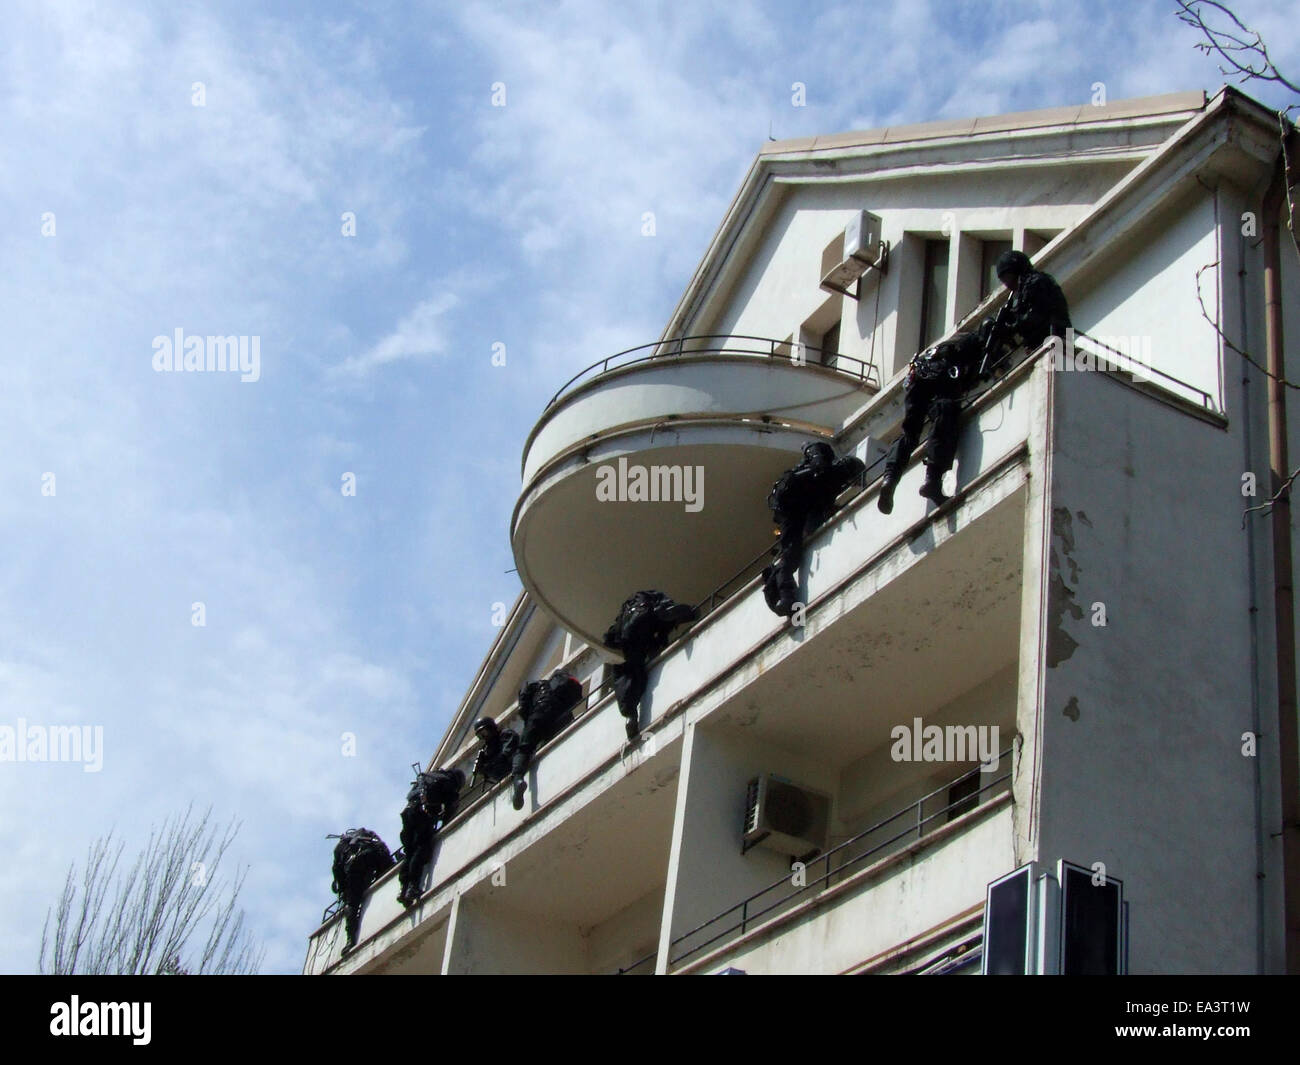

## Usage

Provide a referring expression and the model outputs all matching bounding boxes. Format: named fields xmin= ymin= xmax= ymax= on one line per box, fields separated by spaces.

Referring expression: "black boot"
xmin=919 ymin=467 xmax=948 ymax=504
xmin=774 ymin=570 xmax=798 ymax=617
xmin=878 ymin=471 xmax=899 ymax=514
xmin=761 ymin=565 xmax=782 ymax=613
xmin=511 ymin=776 xmax=526 ymax=810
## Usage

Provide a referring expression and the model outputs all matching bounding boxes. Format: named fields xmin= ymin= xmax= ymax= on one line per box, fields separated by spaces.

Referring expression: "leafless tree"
xmin=39 ymin=805 xmax=263 ymax=975
xmin=1175 ymin=0 xmax=1299 ymax=99
xmin=1175 ymin=2 xmax=1300 ymax=520
xmin=1175 ymin=0 xmax=1299 ymax=259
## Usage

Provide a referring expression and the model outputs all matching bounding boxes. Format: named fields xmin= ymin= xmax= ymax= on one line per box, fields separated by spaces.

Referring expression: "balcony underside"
xmin=706 ymin=484 xmax=1025 ymax=765
xmin=514 ymin=429 xmax=830 ymax=650
xmin=310 ymin=366 xmax=1041 ymax=974
xmin=514 ymin=352 xmax=878 ymax=648
xmin=446 ymin=758 xmax=679 ymax=974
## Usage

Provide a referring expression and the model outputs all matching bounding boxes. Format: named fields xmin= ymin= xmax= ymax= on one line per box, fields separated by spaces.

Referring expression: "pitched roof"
xmin=759 ymin=90 xmax=1208 ymax=157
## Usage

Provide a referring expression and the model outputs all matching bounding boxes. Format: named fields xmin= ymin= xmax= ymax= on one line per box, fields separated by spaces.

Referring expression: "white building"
xmin=305 ymin=87 xmax=1300 ymax=975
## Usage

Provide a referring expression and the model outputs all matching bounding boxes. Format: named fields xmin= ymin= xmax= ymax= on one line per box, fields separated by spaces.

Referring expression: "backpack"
xmin=545 ymin=671 xmax=584 ymax=715
xmin=605 ymin=592 xmax=654 ymax=649
xmin=768 ymin=468 xmax=813 ymax=522
xmin=767 ymin=470 xmax=794 ymax=519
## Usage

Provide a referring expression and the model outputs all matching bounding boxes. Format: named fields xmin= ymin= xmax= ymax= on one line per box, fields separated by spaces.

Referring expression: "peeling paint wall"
xmin=1037 ymin=356 xmax=1268 ymax=973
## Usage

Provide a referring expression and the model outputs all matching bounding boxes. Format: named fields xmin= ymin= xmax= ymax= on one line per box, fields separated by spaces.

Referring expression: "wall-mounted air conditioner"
xmin=820 ymin=210 xmax=888 ymax=299
xmin=742 ymin=774 xmax=831 ymax=857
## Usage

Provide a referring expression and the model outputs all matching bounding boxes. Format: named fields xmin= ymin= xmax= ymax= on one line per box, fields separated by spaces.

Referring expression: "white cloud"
xmin=4 ymin=0 xmax=1297 ymax=977
xmin=0 ymin=1 xmax=435 ymax=976
xmin=331 ymin=292 xmax=459 ymax=378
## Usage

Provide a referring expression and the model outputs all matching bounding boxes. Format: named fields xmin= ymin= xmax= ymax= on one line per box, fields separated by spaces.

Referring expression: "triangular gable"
xmin=663 ymin=91 xmax=1211 ymax=345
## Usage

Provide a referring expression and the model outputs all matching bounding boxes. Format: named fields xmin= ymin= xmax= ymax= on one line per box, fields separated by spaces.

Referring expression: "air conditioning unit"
xmin=742 ymin=775 xmax=831 ymax=856
xmin=820 ymin=210 xmax=887 ymax=298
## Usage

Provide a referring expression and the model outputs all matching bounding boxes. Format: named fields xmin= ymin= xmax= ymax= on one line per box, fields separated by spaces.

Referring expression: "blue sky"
xmin=2 ymin=0 xmax=1296 ymax=974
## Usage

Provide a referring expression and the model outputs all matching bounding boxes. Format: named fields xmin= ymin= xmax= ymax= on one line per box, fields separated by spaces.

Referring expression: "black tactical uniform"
xmin=979 ymin=248 xmax=1072 ymax=369
xmin=510 ymin=670 xmax=585 ymax=809
xmin=763 ymin=442 xmax=865 ymax=615
xmin=330 ymin=828 xmax=395 ymax=952
xmin=397 ymin=768 xmax=464 ymax=908
xmin=878 ymin=332 xmax=984 ymax=513
xmin=470 ymin=717 xmax=520 ymax=788
xmin=421 ymin=769 xmax=464 ymax=823
xmin=603 ymin=591 xmax=699 ymax=739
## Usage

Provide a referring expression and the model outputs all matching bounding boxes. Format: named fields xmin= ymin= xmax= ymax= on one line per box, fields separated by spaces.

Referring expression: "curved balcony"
xmin=513 ymin=336 xmax=880 ymax=648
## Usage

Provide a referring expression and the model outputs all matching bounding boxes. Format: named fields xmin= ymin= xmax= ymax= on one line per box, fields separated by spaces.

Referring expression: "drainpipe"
xmin=1263 ymin=130 xmax=1300 ymax=974
xmin=1238 ymin=217 xmax=1267 ymax=973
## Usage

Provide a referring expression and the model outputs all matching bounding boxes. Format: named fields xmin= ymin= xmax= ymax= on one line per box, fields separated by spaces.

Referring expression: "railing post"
xmin=916 ymin=799 xmax=924 ymax=843
xmin=741 ymin=900 xmax=747 ymax=935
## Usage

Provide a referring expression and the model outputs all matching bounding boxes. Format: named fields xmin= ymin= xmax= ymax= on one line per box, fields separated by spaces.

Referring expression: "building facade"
xmin=305 ymin=87 xmax=1300 ymax=975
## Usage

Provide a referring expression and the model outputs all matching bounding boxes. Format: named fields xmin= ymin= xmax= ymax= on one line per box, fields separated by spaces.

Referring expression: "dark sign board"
xmin=983 ymin=865 xmax=1033 ymax=975
xmin=1059 ymin=861 xmax=1124 ymax=975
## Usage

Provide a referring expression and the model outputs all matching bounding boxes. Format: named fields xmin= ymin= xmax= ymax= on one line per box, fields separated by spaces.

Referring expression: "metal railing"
xmin=433 ymin=344 xmax=1031 ymax=827
xmin=320 ymin=344 xmax=1025 ymax=942
xmin=663 ymin=749 xmax=1014 ymax=970
xmin=1072 ymin=331 xmax=1217 ymax=411
xmin=540 ymin=332 xmax=1215 ymax=706
xmin=423 ymin=665 xmax=624 ymax=831
xmin=324 ymin=334 xmax=1217 ymax=959
xmin=545 ymin=334 xmax=881 ymax=409
xmin=680 ymin=325 xmax=1223 ymax=620
xmin=685 ymin=339 xmax=1044 ymax=617
xmin=616 ymin=952 xmax=657 ymax=975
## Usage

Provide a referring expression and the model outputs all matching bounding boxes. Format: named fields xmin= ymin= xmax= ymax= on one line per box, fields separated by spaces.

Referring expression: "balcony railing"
xmin=322 ymin=346 xmax=1027 ymax=940
xmin=1071 ymin=331 xmax=1216 ymax=411
xmin=663 ymin=750 xmax=1014 ymax=971
xmin=319 ymin=331 xmax=1220 ymax=965
xmin=317 ymin=344 xmax=1033 ymax=950
xmin=683 ymin=351 xmax=1010 ymax=617
xmin=617 ymin=951 xmax=657 ymax=976
xmin=545 ymin=334 xmax=881 ymax=410
xmin=324 ymin=336 xmax=1213 ymax=954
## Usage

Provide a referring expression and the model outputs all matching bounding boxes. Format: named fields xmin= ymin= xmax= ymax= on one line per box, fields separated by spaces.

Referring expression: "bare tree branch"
xmin=1167 ymin=6 xmax=1300 ymax=525
xmin=1193 ymin=261 xmax=1300 ymax=389
xmin=1175 ymin=3 xmax=1300 ymax=267
xmin=39 ymin=805 xmax=264 ymax=975
xmin=1175 ymin=0 xmax=1300 ymax=95
xmin=1243 ymin=464 xmax=1300 ymax=526
xmin=1279 ymin=110 xmax=1300 ymax=265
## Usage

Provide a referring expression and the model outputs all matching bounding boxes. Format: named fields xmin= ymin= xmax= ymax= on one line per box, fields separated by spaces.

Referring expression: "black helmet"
xmin=995 ymin=250 xmax=1032 ymax=282
xmin=803 ymin=441 xmax=835 ymax=464
xmin=473 ymin=717 xmax=498 ymax=739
